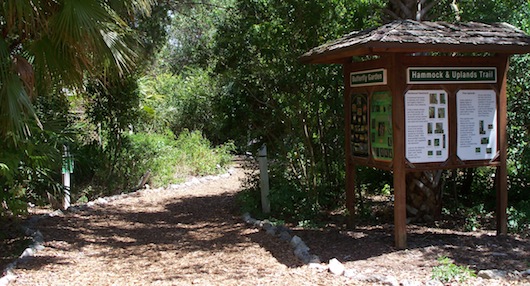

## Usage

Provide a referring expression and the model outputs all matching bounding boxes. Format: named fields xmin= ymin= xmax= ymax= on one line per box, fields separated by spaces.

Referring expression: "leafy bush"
xmin=174 ymin=130 xmax=234 ymax=176
xmin=129 ymin=130 xmax=234 ymax=186
xmin=460 ymin=204 xmax=494 ymax=232
xmin=73 ymin=130 xmax=234 ymax=202
xmin=1 ymin=94 xmax=71 ymax=216
xmin=432 ymin=256 xmax=476 ymax=283
xmin=507 ymin=201 xmax=530 ymax=236
xmin=126 ymin=132 xmax=182 ymax=187
xmin=236 ymin=175 xmax=263 ymax=217
xmin=0 ymin=139 xmax=64 ymax=215
xmin=237 ymin=151 xmax=345 ymax=223
xmin=137 ymin=69 xmax=224 ymax=144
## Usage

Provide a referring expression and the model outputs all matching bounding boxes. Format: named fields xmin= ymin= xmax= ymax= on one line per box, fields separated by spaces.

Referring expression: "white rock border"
xmin=242 ymin=213 xmax=320 ymax=264
xmin=241 ymin=212 xmax=530 ymax=285
xmin=0 ymin=215 xmax=47 ymax=286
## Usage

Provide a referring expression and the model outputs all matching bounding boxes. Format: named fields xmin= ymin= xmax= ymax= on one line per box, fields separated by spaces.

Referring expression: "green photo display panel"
xmin=371 ymin=91 xmax=393 ymax=161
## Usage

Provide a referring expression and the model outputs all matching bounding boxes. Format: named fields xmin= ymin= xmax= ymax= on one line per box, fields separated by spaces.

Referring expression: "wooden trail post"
xmin=62 ymin=145 xmax=74 ymax=210
xmin=300 ymin=20 xmax=530 ymax=248
xmin=258 ymin=144 xmax=271 ymax=214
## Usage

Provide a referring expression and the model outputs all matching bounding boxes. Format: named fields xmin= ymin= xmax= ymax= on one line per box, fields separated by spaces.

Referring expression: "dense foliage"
xmin=210 ymin=0 xmax=387 ymax=220
xmin=212 ymin=0 xmax=530 ymax=230
xmin=1 ymin=0 xmax=158 ymax=215
xmin=1 ymin=0 xmax=529 ymax=235
xmin=0 ymin=0 xmax=231 ymax=216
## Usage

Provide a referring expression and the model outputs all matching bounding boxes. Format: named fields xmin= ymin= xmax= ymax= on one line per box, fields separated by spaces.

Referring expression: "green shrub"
xmin=0 ymin=126 xmax=65 ymax=215
xmin=432 ymin=256 xmax=476 ymax=283
xmin=72 ymin=130 xmax=233 ymax=202
xmin=137 ymin=69 xmax=224 ymax=144
xmin=174 ymin=130 xmax=234 ymax=176
xmin=126 ymin=130 xmax=234 ymax=188
xmin=236 ymin=187 xmax=262 ymax=216
xmin=507 ymin=201 xmax=530 ymax=236
xmin=127 ymin=132 xmax=181 ymax=187
xmin=462 ymin=204 xmax=490 ymax=232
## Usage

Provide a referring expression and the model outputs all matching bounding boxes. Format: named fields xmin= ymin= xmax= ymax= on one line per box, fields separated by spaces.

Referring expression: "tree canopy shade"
xmin=0 ymin=0 xmax=154 ymax=141
xmin=300 ymin=20 xmax=530 ymax=64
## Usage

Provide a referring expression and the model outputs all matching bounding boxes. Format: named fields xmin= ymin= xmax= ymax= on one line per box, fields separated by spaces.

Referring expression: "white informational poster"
xmin=405 ymin=90 xmax=449 ymax=163
xmin=457 ymin=90 xmax=497 ymax=160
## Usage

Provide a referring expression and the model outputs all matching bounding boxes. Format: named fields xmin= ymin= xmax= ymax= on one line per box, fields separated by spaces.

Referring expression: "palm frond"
xmin=3 ymin=1 xmax=43 ymax=38
xmin=1 ymin=0 xmax=153 ymax=143
xmin=13 ymin=55 xmax=35 ymax=98
xmin=31 ymin=35 xmax=86 ymax=89
xmin=0 ymin=37 xmax=40 ymax=141
xmin=100 ymin=28 xmax=138 ymax=74
xmin=0 ymin=36 xmax=11 ymax=86
xmin=48 ymin=0 xmax=140 ymax=76
xmin=0 ymin=73 xmax=39 ymax=140
xmin=108 ymin=0 xmax=154 ymax=17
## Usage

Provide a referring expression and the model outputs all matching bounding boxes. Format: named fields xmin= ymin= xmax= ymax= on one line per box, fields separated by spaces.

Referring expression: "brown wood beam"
xmin=496 ymin=54 xmax=509 ymax=235
xmin=390 ymin=54 xmax=407 ymax=249
xmin=343 ymin=62 xmax=356 ymax=227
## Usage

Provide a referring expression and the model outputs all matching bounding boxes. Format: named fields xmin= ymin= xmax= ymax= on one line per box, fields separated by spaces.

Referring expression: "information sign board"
xmin=407 ymin=67 xmax=497 ymax=84
xmin=350 ymin=69 xmax=387 ymax=87
xmin=405 ymin=90 xmax=449 ymax=163
xmin=457 ymin=90 xmax=497 ymax=160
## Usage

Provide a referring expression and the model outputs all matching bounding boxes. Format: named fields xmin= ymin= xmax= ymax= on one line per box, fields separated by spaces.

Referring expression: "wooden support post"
xmin=346 ymin=160 xmax=356 ymax=227
xmin=391 ymin=54 xmax=407 ymax=249
xmin=344 ymin=62 xmax=356 ymax=226
xmin=496 ymin=54 xmax=509 ymax=235
xmin=393 ymin=168 xmax=407 ymax=248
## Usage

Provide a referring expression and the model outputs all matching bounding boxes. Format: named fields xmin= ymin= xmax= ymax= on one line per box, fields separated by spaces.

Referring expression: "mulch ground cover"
xmin=1 ymin=159 xmax=529 ymax=285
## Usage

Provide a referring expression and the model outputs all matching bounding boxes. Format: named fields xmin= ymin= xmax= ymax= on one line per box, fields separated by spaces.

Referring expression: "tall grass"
xmin=128 ymin=130 xmax=234 ymax=188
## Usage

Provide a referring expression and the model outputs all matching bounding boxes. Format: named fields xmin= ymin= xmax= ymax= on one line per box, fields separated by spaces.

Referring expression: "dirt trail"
xmin=5 ymin=158 xmax=530 ymax=285
xmin=7 ymin=159 xmax=347 ymax=285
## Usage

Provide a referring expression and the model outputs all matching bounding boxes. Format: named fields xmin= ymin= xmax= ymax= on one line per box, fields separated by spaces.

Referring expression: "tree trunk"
xmin=384 ymin=0 xmax=438 ymax=21
xmin=386 ymin=0 xmax=452 ymax=223
xmin=405 ymin=170 xmax=444 ymax=222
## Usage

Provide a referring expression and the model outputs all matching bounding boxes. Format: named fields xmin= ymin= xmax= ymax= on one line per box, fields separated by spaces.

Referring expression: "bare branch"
xmin=384 ymin=8 xmax=401 ymax=20
xmin=419 ymin=0 xmax=437 ymax=20
xmin=450 ymin=0 xmax=461 ymax=21
xmin=388 ymin=0 xmax=414 ymax=18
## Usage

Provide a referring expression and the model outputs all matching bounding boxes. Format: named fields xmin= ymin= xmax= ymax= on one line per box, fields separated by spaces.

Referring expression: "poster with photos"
xmin=370 ymin=91 xmax=393 ymax=161
xmin=456 ymin=90 xmax=497 ymax=160
xmin=405 ymin=90 xmax=449 ymax=163
xmin=351 ymin=93 xmax=369 ymax=157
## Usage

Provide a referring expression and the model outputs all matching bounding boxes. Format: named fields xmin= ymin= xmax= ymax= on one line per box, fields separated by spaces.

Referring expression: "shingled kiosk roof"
xmin=300 ymin=20 xmax=530 ymax=64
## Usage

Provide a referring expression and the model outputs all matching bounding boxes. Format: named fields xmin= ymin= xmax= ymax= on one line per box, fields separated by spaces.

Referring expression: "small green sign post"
xmin=62 ymin=152 xmax=74 ymax=174
xmin=62 ymin=145 xmax=74 ymax=210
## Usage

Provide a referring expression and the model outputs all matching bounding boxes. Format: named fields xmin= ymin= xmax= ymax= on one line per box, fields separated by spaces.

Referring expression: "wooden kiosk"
xmin=300 ymin=20 xmax=530 ymax=248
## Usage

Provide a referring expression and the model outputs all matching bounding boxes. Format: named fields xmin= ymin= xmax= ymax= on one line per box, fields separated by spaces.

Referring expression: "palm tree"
xmin=0 ymin=0 xmax=154 ymax=142
xmin=383 ymin=0 xmax=461 ymax=222
xmin=384 ymin=0 xmax=437 ymax=21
